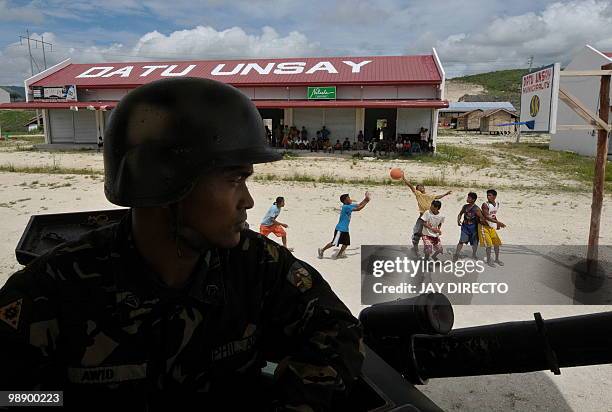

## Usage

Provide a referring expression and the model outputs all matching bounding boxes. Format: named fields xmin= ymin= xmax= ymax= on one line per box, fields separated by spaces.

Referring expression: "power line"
xmin=19 ymin=29 xmax=54 ymax=72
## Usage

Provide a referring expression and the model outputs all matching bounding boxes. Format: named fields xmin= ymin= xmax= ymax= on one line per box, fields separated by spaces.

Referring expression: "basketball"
xmin=389 ymin=168 xmax=404 ymax=180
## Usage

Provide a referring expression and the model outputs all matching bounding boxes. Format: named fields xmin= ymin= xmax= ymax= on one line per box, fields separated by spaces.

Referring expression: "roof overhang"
xmin=0 ymin=101 xmax=117 ymax=110
xmin=0 ymin=99 xmax=448 ymax=110
xmin=254 ymin=99 xmax=449 ymax=109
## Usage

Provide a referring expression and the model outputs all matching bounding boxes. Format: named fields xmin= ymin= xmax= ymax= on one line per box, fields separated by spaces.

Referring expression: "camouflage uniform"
xmin=0 ymin=215 xmax=364 ymax=410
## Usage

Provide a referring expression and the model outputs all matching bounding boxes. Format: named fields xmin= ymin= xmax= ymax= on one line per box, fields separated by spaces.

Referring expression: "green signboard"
xmin=307 ymin=86 xmax=336 ymax=100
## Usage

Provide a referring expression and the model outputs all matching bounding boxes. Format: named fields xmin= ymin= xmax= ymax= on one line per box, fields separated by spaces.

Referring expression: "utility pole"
xmin=527 ymin=56 xmax=534 ymax=73
xmin=24 ymin=29 xmax=34 ymax=76
xmin=41 ymin=35 xmax=47 ymax=69
xmin=19 ymin=30 xmax=53 ymax=73
xmin=19 ymin=30 xmax=53 ymax=128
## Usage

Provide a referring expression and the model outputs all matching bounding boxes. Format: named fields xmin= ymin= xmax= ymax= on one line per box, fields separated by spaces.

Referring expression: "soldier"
xmin=0 ymin=78 xmax=364 ymax=411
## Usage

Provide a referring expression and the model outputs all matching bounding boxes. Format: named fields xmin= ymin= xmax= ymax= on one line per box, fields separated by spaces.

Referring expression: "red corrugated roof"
xmin=604 ymin=52 xmax=612 ymax=58
xmin=31 ymin=55 xmax=442 ymax=88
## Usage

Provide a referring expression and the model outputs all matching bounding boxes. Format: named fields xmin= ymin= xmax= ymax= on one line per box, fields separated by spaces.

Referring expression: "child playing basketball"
xmin=260 ymin=196 xmax=293 ymax=251
xmin=479 ymin=189 xmax=506 ymax=267
xmin=420 ymin=200 xmax=445 ymax=260
xmin=453 ymin=192 xmax=482 ymax=260
xmin=318 ymin=192 xmax=371 ymax=259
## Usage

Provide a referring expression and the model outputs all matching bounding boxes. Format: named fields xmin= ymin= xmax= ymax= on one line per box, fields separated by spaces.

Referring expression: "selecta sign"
xmin=519 ymin=63 xmax=560 ymax=133
xmin=75 ymin=60 xmax=372 ymax=79
xmin=307 ymin=86 xmax=336 ymax=100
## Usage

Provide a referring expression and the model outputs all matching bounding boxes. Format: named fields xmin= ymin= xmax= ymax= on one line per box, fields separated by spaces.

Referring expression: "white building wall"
xmin=336 ymin=86 xmax=362 ymax=99
xmin=551 ymin=45 xmax=612 ymax=157
xmin=81 ymin=89 xmax=131 ymax=101
xmin=396 ymin=108 xmax=432 ymax=134
xmin=397 ymin=85 xmax=437 ymax=99
xmin=293 ymin=108 xmax=357 ymax=141
xmin=293 ymin=108 xmax=324 ymax=136
xmin=0 ymin=88 xmax=10 ymax=103
xmin=362 ymin=86 xmax=398 ymax=99
xmin=253 ymin=87 xmax=289 ymax=100
xmin=324 ymin=108 xmax=356 ymax=142
xmin=237 ymin=88 xmax=255 ymax=99
xmin=42 ymin=81 xmax=441 ymax=146
xmin=288 ymin=87 xmax=307 ymax=99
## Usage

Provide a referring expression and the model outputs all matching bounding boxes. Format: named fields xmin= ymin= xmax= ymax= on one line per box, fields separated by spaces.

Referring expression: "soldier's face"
xmin=180 ymin=165 xmax=254 ymax=248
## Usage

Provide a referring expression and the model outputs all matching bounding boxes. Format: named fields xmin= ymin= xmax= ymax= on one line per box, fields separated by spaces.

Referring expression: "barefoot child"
xmin=479 ymin=189 xmax=506 ymax=267
xmin=318 ymin=192 xmax=371 ymax=259
xmin=454 ymin=192 xmax=482 ymax=260
xmin=421 ymin=200 xmax=444 ymax=260
xmin=402 ymin=176 xmax=451 ymax=255
xmin=260 ymin=196 xmax=293 ymax=251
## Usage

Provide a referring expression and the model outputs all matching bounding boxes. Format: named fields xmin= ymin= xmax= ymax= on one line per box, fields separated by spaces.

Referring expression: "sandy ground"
xmin=0 ymin=133 xmax=582 ymax=191
xmin=1 ymin=144 xmax=611 ymax=411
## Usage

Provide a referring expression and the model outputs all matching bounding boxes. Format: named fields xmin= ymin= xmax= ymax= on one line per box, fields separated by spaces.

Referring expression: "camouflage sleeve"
xmin=259 ymin=244 xmax=365 ymax=411
xmin=0 ymin=258 xmax=61 ymax=390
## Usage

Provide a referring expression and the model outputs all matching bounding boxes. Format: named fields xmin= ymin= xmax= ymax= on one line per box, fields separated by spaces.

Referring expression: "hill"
xmin=449 ymin=68 xmax=533 ymax=110
xmin=0 ymin=109 xmax=36 ymax=133
xmin=0 ymin=86 xmax=26 ymax=101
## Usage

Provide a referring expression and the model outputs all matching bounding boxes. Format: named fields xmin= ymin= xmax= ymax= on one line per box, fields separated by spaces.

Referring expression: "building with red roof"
xmin=0 ymin=50 xmax=448 ymax=147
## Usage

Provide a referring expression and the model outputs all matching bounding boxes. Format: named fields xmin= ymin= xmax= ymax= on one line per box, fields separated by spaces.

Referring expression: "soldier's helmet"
xmin=103 ymin=77 xmax=281 ymax=207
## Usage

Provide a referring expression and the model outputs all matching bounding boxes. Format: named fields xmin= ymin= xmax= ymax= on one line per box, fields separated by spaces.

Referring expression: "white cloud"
xmin=328 ymin=0 xmax=391 ymax=24
xmin=431 ymin=0 xmax=612 ymax=76
xmin=0 ymin=26 xmax=320 ymax=84
xmin=0 ymin=0 xmax=44 ymax=23
xmin=2 ymin=1 xmax=612 ymax=84
xmin=132 ymin=25 xmax=319 ymax=59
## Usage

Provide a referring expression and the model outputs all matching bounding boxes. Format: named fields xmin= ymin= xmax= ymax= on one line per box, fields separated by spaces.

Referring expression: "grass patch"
xmin=0 ymin=109 xmax=37 ymax=133
xmin=254 ymin=173 xmax=394 ymax=186
xmin=0 ymin=163 xmax=103 ymax=175
xmin=3 ymin=134 xmax=44 ymax=143
xmin=0 ymin=134 xmax=44 ymax=153
xmin=252 ymin=171 xmax=585 ymax=192
xmin=491 ymin=142 xmax=612 ymax=190
xmin=416 ymin=144 xmax=492 ymax=169
xmin=282 ymin=151 xmax=298 ymax=159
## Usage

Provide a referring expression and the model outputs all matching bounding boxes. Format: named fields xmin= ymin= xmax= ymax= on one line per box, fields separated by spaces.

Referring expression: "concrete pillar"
xmin=283 ymin=108 xmax=293 ymax=126
xmin=431 ymin=108 xmax=439 ymax=152
xmin=355 ymin=108 xmax=365 ymax=141
xmin=42 ymin=109 xmax=50 ymax=144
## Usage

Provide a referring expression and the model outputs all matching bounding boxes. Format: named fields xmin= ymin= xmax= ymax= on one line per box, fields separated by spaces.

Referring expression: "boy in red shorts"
xmin=259 ymin=196 xmax=293 ymax=251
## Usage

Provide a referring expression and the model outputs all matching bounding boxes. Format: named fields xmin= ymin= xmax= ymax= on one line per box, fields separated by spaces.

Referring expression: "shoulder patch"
xmin=0 ymin=298 xmax=23 ymax=330
xmin=266 ymin=243 xmax=280 ymax=263
xmin=286 ymin=262 xmax=313 ymax=293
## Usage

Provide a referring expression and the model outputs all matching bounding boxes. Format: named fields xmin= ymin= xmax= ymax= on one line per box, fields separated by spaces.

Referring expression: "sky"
xmin=1 ymin=0 xmax=612 ymax=85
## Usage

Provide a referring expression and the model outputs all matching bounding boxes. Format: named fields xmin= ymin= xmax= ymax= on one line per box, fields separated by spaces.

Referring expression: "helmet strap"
xmin=168 ymin=202 xmax=211 ymax=258
xmin=168 ymin=202 xmax=184 ymax=258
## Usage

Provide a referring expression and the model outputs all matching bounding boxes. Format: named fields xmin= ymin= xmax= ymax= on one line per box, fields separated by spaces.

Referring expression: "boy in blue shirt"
xmin=318 ymin=192 xmax=371 ymax=259
xmin=259 ymin=196 xmax=293 ymax=251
